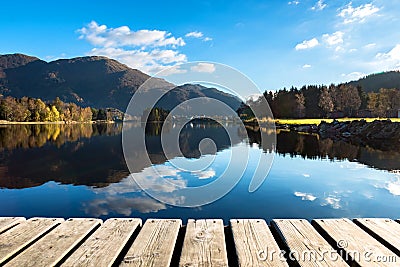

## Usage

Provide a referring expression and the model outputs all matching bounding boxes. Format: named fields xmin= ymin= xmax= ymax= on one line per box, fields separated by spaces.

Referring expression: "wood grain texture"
xmin=313 ymin=218 xmax=400 ymax=267
xmin=0 ymin=217 xmax=25 ymax=234
xmin=61 ymin=218 xmax=141 ymax=267
xmin=121 ymin=219 xmax=181 ymax=267
xmin=0 ymin=217 xmax=63 ymax=265
xmin=230 ymin=219 xmax=289 ymax=267
xmin=179 ymin=219 xmax=228 ymax=267
xmin=272 ymin=219 xmax=347 ymax=267
xmin=354 ymin=218 xmax=400 ymax=255
xmin=4 ymin=218 xmax=101 ymax=267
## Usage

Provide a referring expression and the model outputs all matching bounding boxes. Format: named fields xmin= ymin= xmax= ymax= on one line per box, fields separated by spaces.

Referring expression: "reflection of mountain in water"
xmin=245 ymin=126 xmax=400 ymax=171
xmin=0 ymin=123 xmax=241 ymax=189
xmin=2 ymin=123 xmax=399 ymax=190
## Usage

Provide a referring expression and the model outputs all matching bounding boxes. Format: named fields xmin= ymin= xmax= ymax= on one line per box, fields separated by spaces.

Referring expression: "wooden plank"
xmin=271 ymin=219 xmax=347 ymax=267
xmin=230 ymin=219 xmax=289 ymax=266
xmin=0 ymin=217 xmax=25 ymax=234
xmin=354 ymin=218 xmax=400 ymax=255
xmin=179 ymin=219 xmax=228 ymax=267
xmin=0 ymin=217 xmax=63 ymax=265
xmin=313 ymin=218 xmax=400 ymax=266
xmin=61 ymin=218 xmax=141 ymax=267
xmin=4 ymin=218 xmax=101 ymax=267
xmin=121 ymin=219 xmax=181 ymax=267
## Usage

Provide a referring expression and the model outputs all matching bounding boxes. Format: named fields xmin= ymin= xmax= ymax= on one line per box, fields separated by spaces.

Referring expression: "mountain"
xmin=0 ymin=54 xmax=173 ymax=110
xmin=154 ymin=84 xmax=242 ymax=116
xmin=0 ymin=53 xmax=40 ymax=78
xmin=346 ymin=71 xmax=400 ymax=93
xmin=0 ymin=54 xmax=242 ymax=114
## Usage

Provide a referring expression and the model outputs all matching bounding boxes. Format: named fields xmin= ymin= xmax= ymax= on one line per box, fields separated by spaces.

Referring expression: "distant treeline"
xmin=242 ymin=84 xmax=400 ymax=119
xmin=141 ymin=107 xmax=170 ymax=122
xmin=0 ymin=96 xmax=123 ymax=122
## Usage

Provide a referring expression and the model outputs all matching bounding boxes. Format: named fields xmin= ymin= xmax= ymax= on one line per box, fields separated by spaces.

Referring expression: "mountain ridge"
xmin=346 ymin=70 xmax=400 ymax=93
xmin=0 ymin=53 xmax=241 ymax=113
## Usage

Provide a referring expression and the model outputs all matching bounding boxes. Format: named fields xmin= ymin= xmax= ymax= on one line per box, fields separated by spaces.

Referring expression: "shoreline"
xmin=0 ymin=120 xmax=117 ymax=125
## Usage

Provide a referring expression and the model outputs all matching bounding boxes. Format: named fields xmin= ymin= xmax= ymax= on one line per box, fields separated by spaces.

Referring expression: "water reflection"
xmin=1 ymin=124 xmax=399 ymax=190
xmin=0 ymin=123 xmax=243 ymax=189
xmin=1 ymin=123 xmax=400 ymax=220
xmin=245 ymin=126 xmax=400 ymax=171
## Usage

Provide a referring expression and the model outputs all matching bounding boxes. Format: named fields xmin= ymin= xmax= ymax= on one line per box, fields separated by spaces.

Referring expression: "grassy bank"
xmin=275 ymin=118 xmax=400 ymax=125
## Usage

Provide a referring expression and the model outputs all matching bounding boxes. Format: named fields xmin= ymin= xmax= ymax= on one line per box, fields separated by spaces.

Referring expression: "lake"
xmin=1 ymin=122 xmax=400 ymax=224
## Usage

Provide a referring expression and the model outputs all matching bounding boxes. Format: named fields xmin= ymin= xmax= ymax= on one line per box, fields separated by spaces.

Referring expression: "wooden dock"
xmin=1 ymin=217 xmax=400 ymax=266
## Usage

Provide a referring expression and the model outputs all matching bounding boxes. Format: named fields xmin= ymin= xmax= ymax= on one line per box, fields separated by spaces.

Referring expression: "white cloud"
xmin=288 ymin=1 xmax=300 ymax=5
xmin=375 ymin=44 xmax=400 ymax=69
xmin=322 ymin=31 xmax=344 ymax=46
xmin=364 ymin=43 xmax=376 ymax=49
xmin=338 ymin=3 xmax=380 ymax=24
xmin=341 ymin=71 xmax=366 ymax=81
xmin=246 ymin=94 xmax=262 ymax=102
xmin=294 ymin=192 xmax=317 ymax=201
xmin=302 ymin=64 xmax=312 ymax=69
xmin=78 ymin=21 xmax=188 ymax=74
xmin=88 ymin=47 xmax=187 ymax=74
xmin=157 ymin=65 xmax=187 ymax=76
xmin=190 ymin=62 xmax=216 ymax=73
xmin=186 ymin=31 xmax=203 ymax=38
xmin=312 ymin=0 xmax=327 ymax=11
xmin=186 ymin=31 xmax=212 ymax=42
xmin=79 ymin=21 xmax=185 ymax=48
xmin=295 ymin=38 xmax=319 ymax=50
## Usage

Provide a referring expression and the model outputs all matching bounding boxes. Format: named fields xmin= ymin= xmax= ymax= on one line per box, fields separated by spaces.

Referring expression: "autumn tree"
xmin=319 ymin=86 xmax=334 ymax=116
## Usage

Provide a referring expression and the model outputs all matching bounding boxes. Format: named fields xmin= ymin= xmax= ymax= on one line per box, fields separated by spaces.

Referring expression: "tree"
xmin=295 ymin=92 xmax=306 ymax=118
xmin=319 ymin=86 xmax=334 ymax=116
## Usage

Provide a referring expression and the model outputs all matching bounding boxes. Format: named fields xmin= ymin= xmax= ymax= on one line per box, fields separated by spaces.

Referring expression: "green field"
xmin=275 ymin=118 xmax=400 ymax=125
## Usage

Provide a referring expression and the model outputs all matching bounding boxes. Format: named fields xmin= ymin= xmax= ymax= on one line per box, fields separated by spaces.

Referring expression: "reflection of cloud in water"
xmin=192 ymin=169 xmax=216 ymax=179
xmin=385 ymin=176 xmax=400 ymax=196
xmin=293 ymin=190 xmax=346 ymax=209
xmin=362 ymin=192 xmax=374 ymax=199
xmin=339 ymin=162 xmax=366 ymax=171
xmin=321 ymin=197 xmax=341 ymax=209
xmin=294 ymin=192 xmax=316 ymax=201
xmin=94 ymin=165 xmax=187 ymax=195
xmin=84 ymin=165 xmax=191 ymax=216
xmin=372 ymin=173 xmax=400 ymax=196
xmin=83 ymin=196 xmax=167 ymax=216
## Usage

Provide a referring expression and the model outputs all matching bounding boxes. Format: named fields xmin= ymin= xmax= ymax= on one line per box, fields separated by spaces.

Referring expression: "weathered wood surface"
xmin=313 ymin=218 xmax=400 ymax=267
xmin=354 ymin=218 xmax=400 ymax=255
xmin=230 ymin=219 xmax=289 ymax=267
xmin=0 ymin=217 xmax=25 ymax=234
xmin=121 ymin=219 xmax=181 ymax=267
xmin=0 ymin=217 xmax=63 ymax=265
xmin=61 ymin=218 xmax=141 ymax=267
xmin=2 ymin=216 xmax=400 ymax=266
xmin=4 ymin=218 xmax=101 ymax=267
xmin=272 ymin=219 xmax=347 ymax=267
xmin=179 ymin=219 xmax=228 ymax=267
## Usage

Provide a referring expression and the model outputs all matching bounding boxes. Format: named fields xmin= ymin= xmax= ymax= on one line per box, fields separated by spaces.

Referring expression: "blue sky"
xmin=1 ymin=0 xmax=400 ymax=91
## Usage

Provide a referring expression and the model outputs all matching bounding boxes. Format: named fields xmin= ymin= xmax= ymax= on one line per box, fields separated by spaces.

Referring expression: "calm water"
xmin=1 ymin=123 xmax=400 ymax=223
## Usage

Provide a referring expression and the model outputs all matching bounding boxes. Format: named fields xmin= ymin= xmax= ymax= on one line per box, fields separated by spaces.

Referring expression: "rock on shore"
xmin=318 ymin=119 xmax=400 ymax=150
